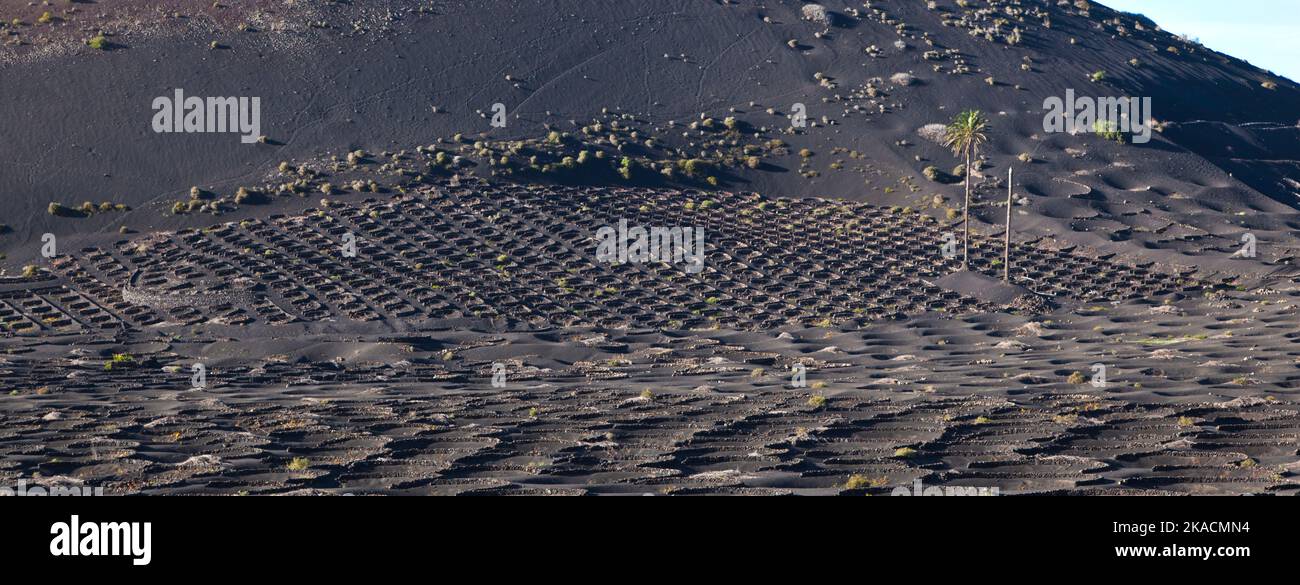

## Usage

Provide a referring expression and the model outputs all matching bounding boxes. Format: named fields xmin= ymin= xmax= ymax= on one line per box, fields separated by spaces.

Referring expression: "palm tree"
xmin=943 ymin=110 xmax=989 ymax=271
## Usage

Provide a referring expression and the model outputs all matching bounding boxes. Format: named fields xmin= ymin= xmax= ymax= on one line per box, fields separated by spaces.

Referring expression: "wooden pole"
xmin=962 ymin=149 xmax=971 ymax=271
xmin=1004 ymin=167 xmax=1013 ymax=281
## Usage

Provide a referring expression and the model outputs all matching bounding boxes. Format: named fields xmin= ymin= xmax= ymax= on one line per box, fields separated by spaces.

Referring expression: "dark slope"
xmin=4 ymin=1 xmax=1300 ymax=497
xmin=1 ymin=0 xmax=1297 ymax=273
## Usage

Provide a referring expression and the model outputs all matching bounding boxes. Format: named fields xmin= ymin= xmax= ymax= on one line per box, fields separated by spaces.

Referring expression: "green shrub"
xmin=104 ymin=353 xmax=135 ymax=371
xmin=1093 ymin=120 xmax=1127 ymax=143
xmin=235 ymin=187 xmax=268 ymax=204
xmin=679 ymin=158 xmax=708 ymax=177
xmin=619 ymin=157 xmax=636 ymax=180
xmin=844 ymin=475 xmax=886 ymax=489
xmin=48 ymin=202 xmax=72 ymax=217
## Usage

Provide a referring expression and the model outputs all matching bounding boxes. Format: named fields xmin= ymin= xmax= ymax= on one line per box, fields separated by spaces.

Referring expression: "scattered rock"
xmin=801 ymin=4 xmax=831 ymax=26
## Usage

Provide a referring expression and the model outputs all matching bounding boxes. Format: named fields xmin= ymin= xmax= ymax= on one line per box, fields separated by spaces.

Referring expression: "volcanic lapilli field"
xmin=1 ymin=0 xmax=1299 ymax=495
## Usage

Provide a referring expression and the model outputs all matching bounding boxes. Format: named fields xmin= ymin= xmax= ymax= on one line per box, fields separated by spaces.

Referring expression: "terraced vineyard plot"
xmin=11 ymin=178 xmax=1197 ymax=336
xmin=3 ymin=359 xmax=1295 ymax=495
xmin=0 ymin=0 xmax=1296 ymax=508
xmin=7 ymin=178 xmax=1286 ymax=496
xmin=4 ymin=285 xmax=1300 ymax=496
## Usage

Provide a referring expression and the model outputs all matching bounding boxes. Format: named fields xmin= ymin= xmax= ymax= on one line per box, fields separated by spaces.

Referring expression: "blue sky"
xmin=1102 ymin=0 xmax=1299 ymax=81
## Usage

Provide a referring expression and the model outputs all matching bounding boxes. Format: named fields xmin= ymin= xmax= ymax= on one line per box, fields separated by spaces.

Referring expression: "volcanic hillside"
xmin=3 ymin=1 xmax=1300 ymax=496
xmin=1 ymin=0 xmax=1298 ymax=274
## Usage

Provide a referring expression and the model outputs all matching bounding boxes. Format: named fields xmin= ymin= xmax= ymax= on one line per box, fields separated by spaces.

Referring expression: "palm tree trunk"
xmin=962 ymin=149 xmax=971 ymax=271
xmin=1004 ymin=167 xmax=1013 ymax=281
